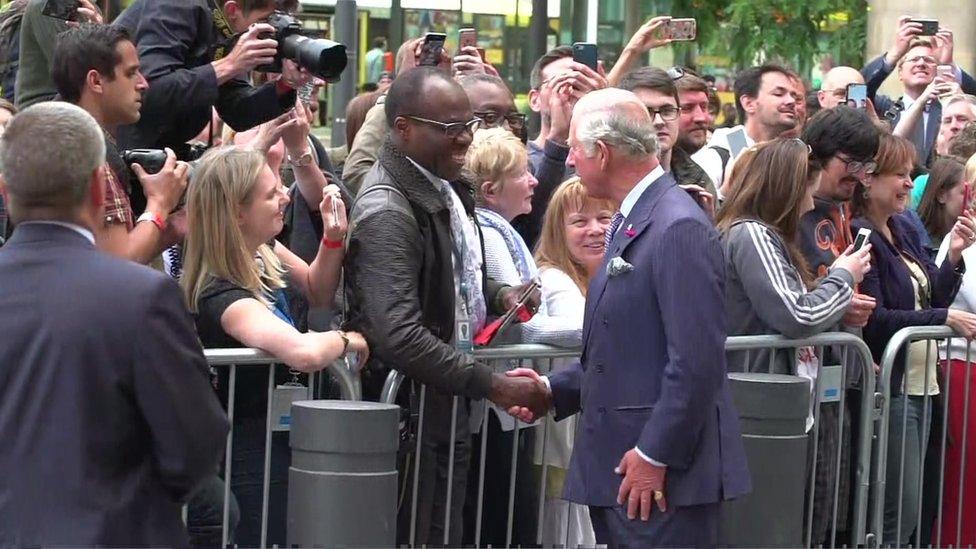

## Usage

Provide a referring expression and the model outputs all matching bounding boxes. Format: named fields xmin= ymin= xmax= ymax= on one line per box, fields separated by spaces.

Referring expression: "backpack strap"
xmin=711 ymin=145 xmax=731 ymax=187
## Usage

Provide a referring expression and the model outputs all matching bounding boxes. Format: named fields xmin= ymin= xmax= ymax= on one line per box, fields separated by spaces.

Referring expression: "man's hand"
xmin=452 ymin=46 xmax=488 ymax=78
xmin=222 ymin=23 xmax=278 ymax=77
xmin=934 ymin=28 xmax=955 ymax=65
xmin=491 ymin=371 xmax=550 ymax=421
xmin=499 ymin=281 xmax=542 ymax=318
xmin=66 ymin=0 xmax=103 ymax=26
xmin=131 ymin=148 xmax=189 ymax=214
xmin=622 ymin=16 xmax=673 ymax=55
xmin=885 ymin=16 xmax=924 ymax=67
xmin=280 ymin=59 xmax=314 ymax=90
xmin=842 ymin=293 xmax=877 ymax=328
xmin=616 ymin=449 xmax=667 ymax=521
xmin=547 ymin=61 xmax=609 ymax=103
xmin=546 ymin=84 xmax=573 ymax=144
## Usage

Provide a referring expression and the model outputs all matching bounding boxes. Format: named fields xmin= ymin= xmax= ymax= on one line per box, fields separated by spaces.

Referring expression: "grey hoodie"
xmin=723 ymin=219 xmax=855 ymax=375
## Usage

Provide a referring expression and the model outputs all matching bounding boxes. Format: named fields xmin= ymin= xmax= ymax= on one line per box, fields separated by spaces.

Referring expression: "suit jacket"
xmin=548 ymin=172 xmax=751 ymax=508
xmin=0 ymin=223 xmax=229 ymax=547
xmin=113 ymin=0 xmax=295 ymax=150
xmin=863 ymin=54 xmax=976 ymax=164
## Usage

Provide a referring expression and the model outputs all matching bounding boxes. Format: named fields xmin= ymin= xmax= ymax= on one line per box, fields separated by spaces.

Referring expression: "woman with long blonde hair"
xmin=181 ymin=146 xmax=367 ymax=545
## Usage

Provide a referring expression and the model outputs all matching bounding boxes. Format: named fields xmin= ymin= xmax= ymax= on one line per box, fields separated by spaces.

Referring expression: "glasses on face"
xmin=667 ymin=66 xmax=685 ymax=80
xmin=646 ymin=104 xmax=680 ymax=121
xmin=836 ymin=153 xmax=878 ymax=175
xmin=905 ymin=55 xmax=937 ymax=66
xmin=403 ymin=115 xmax=483 ymax=138
xmin=473 ymin=111 xmax=527 ymax=130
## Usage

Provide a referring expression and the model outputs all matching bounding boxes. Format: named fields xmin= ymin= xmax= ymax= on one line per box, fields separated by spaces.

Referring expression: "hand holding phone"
xmin=419 ymin=33 xmax=447 ymax=67
xmin=458 ymin=28 xmax=477 ymax=54
xmin=853 ymin=228 xmax=872 ymax=251
xmin=41 ymin=0 xmax=80 ymax=21
xmin=909 ymin=18 xmax=939 ymax=36
xmin=845 ymin=83 xmax=868 ymax=111
xmin=664 ymin=18 xmax=697 ymax=41
xmin=572 ymin=42 xmax=598 ymax=71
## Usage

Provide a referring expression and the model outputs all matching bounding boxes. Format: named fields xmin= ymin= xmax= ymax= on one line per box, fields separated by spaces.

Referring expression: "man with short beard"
xmin=692 ymin=64 xmax=798 ymax=196
xmin=673 ymin=70 xmax=713 ymax=155
xmin=862 ymin=17 xmax=976 ymax=164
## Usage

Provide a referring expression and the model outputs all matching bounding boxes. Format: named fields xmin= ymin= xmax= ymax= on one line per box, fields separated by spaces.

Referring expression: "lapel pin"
xmin=625 ymin=224 xmax=636 ymax=238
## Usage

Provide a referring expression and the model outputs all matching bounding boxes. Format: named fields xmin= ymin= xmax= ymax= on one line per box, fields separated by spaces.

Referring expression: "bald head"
xmin=573 ymin=88 xmax=651 ymax=124
xmin=818 ymin=66 xmax=865 ymax=109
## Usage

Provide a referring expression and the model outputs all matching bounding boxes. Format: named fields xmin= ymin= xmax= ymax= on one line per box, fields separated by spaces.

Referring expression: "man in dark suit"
xmin=0 ymin=102 xmax=228 ymax=547
xmin=508 ymin=88 xmax=751 ymax=547
xmin=862 ymin=16 xmax=976 ymax=165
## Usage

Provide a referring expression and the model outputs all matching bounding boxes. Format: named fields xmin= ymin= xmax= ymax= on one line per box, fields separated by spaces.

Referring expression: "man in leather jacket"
xmin=342 ymin=67 xmax=548 ymax=545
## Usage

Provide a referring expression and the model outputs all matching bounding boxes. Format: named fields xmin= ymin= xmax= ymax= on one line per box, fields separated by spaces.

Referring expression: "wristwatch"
xmin=136 ymin=211 xmax=166 ymax=232
xmin=288 ymin=148 xmax=315 ymax=168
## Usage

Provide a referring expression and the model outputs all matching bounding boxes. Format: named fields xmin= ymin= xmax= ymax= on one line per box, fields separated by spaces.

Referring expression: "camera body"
xmin=122 ymin=145 xmax=209 ymax=209
xmin=256 ymin=11 xmax=347 ymax=82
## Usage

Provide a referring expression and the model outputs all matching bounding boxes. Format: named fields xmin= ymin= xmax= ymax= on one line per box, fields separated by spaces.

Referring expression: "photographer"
xmin=112 ymin=0 xmax=310 ymax=152
xmin=52 ymin=24 xmax=187 ymax=266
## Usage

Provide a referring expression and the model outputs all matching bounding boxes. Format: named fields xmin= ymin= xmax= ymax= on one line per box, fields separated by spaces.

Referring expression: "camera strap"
xmin=207 ymin=0 xmax=236 ymax=61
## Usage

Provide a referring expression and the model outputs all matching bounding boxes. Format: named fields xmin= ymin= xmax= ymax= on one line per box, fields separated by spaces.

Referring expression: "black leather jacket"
xmin=342 ymin=141 xmax=507 ymax=399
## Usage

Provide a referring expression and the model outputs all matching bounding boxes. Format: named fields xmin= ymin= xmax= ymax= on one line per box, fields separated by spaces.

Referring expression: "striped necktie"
xmin=604 ymin=212 xmax=624 ymax=255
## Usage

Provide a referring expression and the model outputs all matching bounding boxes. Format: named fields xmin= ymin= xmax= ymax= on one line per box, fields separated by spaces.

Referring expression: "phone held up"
xmin=572 ymin=42 xmax=598 ymax=71
xmin=419 ymin=32 xmax=447 ymax=67
xmin=458 ymin=28 xmax=477 ymax=53
xmin=909 ymin=18 xmax=939 ymax=36
xmin=853 ymin=228 xmax=872 ymax=252
xmin=845 ymin=83 xmax=868 ymax=111
xmin=42 ymin=0 xmax=80 ymax=21
xmin=664 ymin=18 xmax=697 ymax=41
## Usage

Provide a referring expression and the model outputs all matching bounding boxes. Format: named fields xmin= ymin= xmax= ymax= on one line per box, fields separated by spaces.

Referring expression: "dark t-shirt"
xmin=195 ymin=277 xmax=304 ymax=419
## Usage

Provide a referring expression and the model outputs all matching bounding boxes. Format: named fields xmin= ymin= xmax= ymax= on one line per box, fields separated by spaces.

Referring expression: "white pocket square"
xmin=606 ymin=257 xmax=635 ymax=277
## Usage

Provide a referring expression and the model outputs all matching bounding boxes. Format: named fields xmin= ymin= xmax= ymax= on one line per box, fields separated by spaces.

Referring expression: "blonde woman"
xmin=181 ymin=146 xmax=367 ymax=545
xmin=532 ymin=178 xmax=614 ymax=548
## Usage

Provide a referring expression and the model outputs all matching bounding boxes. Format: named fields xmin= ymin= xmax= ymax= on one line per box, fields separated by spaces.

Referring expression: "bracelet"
xmin=336 ymin=330 xmax=350 ymax=354
xmin=322 ymin=236 xmax=343 ymax=249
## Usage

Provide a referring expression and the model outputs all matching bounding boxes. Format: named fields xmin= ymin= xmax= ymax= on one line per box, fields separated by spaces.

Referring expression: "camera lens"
xmin=280 ymin=35 xmax=347 ymax=81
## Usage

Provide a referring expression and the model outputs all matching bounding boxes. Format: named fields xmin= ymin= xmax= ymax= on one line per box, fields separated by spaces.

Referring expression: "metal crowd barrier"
xmin=871 ymin=326 xmax=975 ymax=549
xmin=380 ymin=334 xmax=878 ymax=549
xmin=201 ymin=348 xmax=361 ymax=548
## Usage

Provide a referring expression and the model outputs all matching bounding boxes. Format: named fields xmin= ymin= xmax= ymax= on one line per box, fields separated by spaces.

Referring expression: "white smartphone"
xmin=853 ymin=228 xmax=871 ymax=251
xmin=727 ymin=127 xmax=749 ymax=157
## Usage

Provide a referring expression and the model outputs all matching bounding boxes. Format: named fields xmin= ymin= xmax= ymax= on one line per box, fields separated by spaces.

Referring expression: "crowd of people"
xmin=1 ymin=0 xmax=975 ymax=547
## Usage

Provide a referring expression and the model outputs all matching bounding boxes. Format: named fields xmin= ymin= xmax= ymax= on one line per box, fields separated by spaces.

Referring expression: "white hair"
xmin=576 ymin=108 xmax=659 ymax=159
xmin=0 ymin=102 xmax=105 ymax=212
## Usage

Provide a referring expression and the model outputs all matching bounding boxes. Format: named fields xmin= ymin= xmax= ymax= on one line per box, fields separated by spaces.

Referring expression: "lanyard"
xmin=444 ymin=185 xmax=476 ymax=316
xmin=206 ymin=0 xmax=237 ymax=61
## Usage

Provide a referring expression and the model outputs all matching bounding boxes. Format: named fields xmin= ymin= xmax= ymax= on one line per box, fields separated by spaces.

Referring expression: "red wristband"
xmin=322 ymin=237 xmax=343 ymax=249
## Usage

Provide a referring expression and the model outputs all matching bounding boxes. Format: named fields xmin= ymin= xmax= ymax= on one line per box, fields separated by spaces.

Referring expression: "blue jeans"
xmin=883 ymin=395 xmax=932 ymax=546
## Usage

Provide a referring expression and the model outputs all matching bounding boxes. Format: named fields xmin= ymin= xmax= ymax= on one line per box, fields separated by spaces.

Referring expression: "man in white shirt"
xmin=692 ymin=64 xmax=798 ymax=196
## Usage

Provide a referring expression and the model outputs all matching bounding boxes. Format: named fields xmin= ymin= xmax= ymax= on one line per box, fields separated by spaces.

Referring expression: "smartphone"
xmin=419 ymin=33 xmax=447 ymax=67
xmin=853 ymin=228 xmax=872 ymax=251
xmin=458 ymin=28 xmax=477 ymax=54
xmin=937 ymin=64 xmax=956 ymax=82
xmin=845 ymin=83 xmax=868 ymax=110
xmin=41 ymin=0 xmax=79 ymax=21
xmin=726 ymin=127 xmax=749 ymax=157
xmin=910 ymin=18 xmax=939 ymax=36
xmin=572 ymin=42 xmax=598 ymax=71
xmin=475 ymin=47 xmax=486 ymax=62
xmin=665 ymin=18 xmax=697 ymax=41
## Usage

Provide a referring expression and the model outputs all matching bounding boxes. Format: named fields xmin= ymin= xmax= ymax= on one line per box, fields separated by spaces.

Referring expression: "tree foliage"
xmin=670 ymin=0 xmax=868 ymax=75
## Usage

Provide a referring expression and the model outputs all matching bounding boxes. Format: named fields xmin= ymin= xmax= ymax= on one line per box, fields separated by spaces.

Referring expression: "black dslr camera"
xmin=256 ymin=11 xmax=347 ymax=82
xmin=121 ymin=144 xmax=209 ymax=209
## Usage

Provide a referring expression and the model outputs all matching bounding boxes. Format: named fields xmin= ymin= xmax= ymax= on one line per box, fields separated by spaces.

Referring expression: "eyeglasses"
xmin=836 ymin=153 xmax=878 ymax=175
xmin=790 ymin=137 xmax=814 ymax=155
xmin=403 ymin=115 xmax=483 ymax=138
xmin=473 ymin=111 xmax=527 ymax=130
xmin=667 ymin=66 xmax=685 ymax=80
xmin=646 ymin=104 xmax=680 ymax=121
xmin=904 ymin=55 xmax=937 ymax=66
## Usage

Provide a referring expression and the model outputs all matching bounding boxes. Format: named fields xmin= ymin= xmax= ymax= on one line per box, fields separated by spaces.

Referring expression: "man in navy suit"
xmin=508 ymin=88 xmax=750 ymax=547
xmin=862 ymin=16 xmax=976 ymax=165
xmin=0 ymin=102 xmax=228 ymax=546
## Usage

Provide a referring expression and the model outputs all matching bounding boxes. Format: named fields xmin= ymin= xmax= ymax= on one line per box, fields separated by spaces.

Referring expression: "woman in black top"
xmin=182 ymin=146 xmax=368 ymax=545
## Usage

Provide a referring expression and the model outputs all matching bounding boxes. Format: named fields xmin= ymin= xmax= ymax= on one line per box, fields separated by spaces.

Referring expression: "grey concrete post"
xmin=330 ymin=0 xmax=358 ymax=147
xmin=287 ymin=400 xmax=400 ymax=547
xmin=720 ymin=373 xmax=811 ymax=547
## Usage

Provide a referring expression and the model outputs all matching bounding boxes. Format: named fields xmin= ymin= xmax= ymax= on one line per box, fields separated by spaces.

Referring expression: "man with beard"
xmin=618 ymin=67 xmax=716 ymax=204
xmin=673 ymin=70 xmax=714 ymax=156
xmin=863 ymin=17 xmax=976 ymax=164
xmin=692 ymin=64 xmax=798 ymax=196
xmin=798 ymin=106 xmax=881 ymax=546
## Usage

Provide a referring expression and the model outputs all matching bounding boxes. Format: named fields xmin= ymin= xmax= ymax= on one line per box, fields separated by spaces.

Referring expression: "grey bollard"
xmin=288 ymin=400 xmax=399 ymax=547
xmin=720 ymin=373 xmax=810 ymax=547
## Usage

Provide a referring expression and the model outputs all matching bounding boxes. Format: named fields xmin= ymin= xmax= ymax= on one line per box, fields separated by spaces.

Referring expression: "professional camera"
xmin=257 ymin=11 xmax=347 ymax=82
xmin=122 ymin=144 xmax=209 ymax=209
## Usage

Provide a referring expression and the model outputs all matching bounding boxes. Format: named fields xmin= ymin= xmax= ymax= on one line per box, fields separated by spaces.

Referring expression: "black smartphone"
xmin=419 ymin=33 xmax=447 ymax=67
xmin=572 ymin=42 xmax=598 ymax=71
xmin=845 ymin=83 xmax=868 ymax=110
xmin=41 ymin=0 xmax=79 ymax=21
xmin=910 ymin=18 xmax=939 ymax=36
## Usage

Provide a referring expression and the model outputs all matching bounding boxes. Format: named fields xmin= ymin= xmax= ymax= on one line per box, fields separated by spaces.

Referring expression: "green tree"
xmin=670 ymin=0 xmax=868 ymax=76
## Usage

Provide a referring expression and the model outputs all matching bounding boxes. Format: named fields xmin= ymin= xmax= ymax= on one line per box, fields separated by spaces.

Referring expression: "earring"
xmin=862 ymin=185 xmax=871 ymax=200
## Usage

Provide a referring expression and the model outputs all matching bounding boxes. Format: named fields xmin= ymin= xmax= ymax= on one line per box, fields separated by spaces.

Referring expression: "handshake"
xmin=489 ymin=368 xmax=552 ymax=423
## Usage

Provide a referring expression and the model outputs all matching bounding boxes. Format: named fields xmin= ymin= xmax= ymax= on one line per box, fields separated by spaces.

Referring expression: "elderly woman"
xmin=853 ymin=134 xmax=976 ymax=545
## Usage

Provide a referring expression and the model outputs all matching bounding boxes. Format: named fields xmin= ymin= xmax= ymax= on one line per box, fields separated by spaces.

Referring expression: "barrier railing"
xmin=380 ymin=333 xmax=877 ymax=549
xmin=872 ymin=326 xmax=974 ymax=549
xmin=200 ymin=349 xmax=360 ymax=548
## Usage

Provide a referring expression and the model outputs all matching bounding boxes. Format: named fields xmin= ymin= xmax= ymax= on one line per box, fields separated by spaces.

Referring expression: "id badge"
xmin=270 ymin=382 xmax=307 ymax=432
xmin=819 ymin=365 xmax=843 ymax=404
xmin=456 ymin=313 xmax=474 ymax=355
